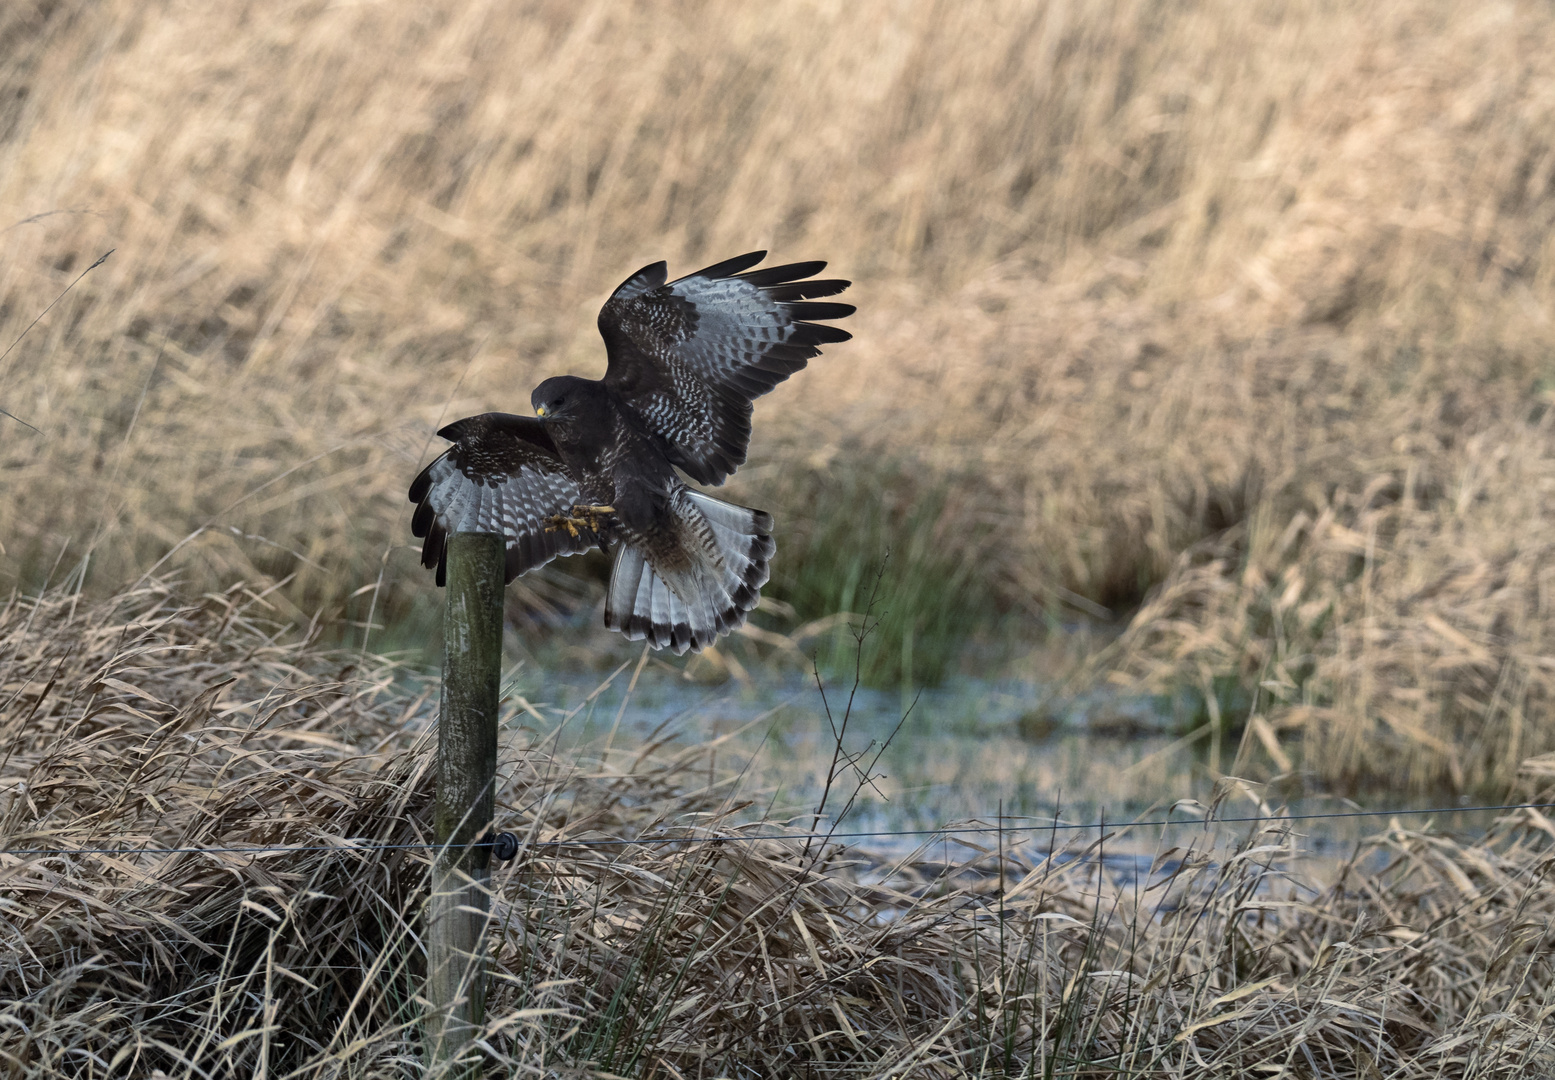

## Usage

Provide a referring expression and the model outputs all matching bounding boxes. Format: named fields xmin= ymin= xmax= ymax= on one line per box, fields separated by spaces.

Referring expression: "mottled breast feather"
xmin=597 ymin=252 xmax=854 ymax=486
xmin=407 ymin=413 xmax=600 ymax=585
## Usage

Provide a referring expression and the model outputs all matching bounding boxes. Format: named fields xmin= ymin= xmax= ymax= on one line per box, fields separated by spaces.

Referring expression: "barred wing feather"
xmin=408 ymin=413 xmax=599 ymax=586
xmin=598 ymin=251 xmax=854 ymax=486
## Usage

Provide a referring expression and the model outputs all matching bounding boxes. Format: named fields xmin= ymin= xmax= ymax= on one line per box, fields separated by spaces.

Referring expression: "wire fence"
xmin=6 ymin=799 xmax=1554 ymax=859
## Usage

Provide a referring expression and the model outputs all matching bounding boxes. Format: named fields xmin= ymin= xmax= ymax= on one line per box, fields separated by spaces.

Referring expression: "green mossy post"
xmin=425 ymin=531 xmax=504 ymax=1076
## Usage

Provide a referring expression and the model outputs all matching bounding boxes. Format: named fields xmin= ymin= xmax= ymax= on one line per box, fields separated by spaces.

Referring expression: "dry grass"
xmin=4 ymin=1 xmax=1555 ymax=789
xmin=2 ymin=575 xmax=1555 ymax=1077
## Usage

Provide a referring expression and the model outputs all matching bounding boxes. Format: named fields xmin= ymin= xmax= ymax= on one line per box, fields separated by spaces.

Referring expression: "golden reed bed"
xmin=2 ymin=3 xmax=1554 ymax=803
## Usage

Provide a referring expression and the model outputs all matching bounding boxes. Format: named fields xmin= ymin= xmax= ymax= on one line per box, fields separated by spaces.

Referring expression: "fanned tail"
xmin=604 ymin=491 xmax=774 ymax=655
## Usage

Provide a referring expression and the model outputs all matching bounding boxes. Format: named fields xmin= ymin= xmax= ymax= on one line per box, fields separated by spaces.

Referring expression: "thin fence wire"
xmin=6 ymin=799 xmax=1554 ymax=859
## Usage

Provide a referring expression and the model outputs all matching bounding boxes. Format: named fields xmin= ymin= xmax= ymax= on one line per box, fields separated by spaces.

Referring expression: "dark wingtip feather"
xmin=409 ymin=459 xmax=437 ymax=503
xmin=421 ymin=520 xmax=445 ymax=571
xmin=791 ymin=323 xmax=853 ymax=346
xmin=411 ymin=498 xmax=435 ymax=539
xmin=737 ymin=260 xmax=827 ymax=287
xmin=782 ymin=301 xmax=855 ymax=321
xmin=763 ymin=278 xmax=851 ymax=301
xmin=691 ymin=251 xmax=767 ymax=280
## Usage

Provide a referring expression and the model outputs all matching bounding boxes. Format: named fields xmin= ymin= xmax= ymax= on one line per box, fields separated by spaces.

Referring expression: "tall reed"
xmin=3 ymin=0 xmax=1555 ymax=787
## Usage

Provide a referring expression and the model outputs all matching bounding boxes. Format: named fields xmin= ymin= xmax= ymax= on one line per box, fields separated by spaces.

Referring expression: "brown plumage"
xmin=409 ymin=252 xmax=853 ymax=653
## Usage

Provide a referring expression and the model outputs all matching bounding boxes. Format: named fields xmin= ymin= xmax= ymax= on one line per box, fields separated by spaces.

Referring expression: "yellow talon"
xmin=544 ymin=505 xmax=614 ymax=537
xmin=577 ymin=504 xmax=614 ymax=531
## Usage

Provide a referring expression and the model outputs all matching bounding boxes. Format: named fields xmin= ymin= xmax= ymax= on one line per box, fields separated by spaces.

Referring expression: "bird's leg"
xmin=543 ymin=504 xmax=616 ymax=538
xmin=572 ymin=504 xmax=616 ymax=534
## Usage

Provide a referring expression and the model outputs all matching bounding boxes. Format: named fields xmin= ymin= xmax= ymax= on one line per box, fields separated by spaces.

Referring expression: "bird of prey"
xmin=408 ymin=251 xmax=853 ymax=654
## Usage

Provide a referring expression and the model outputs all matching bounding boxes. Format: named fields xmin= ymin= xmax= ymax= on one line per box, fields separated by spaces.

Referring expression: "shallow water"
xmin=505 ymin=663 xmax=1166 ymax=820
xmin=494 ymin=660 xmax=1510 ymax=862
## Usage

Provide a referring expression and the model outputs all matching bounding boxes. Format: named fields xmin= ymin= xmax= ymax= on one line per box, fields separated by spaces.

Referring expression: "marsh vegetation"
xmin=2 ymin=579 xmax=1553 ymax=1078
xmin=3 ymin=0 xmax=1555 ymax=1073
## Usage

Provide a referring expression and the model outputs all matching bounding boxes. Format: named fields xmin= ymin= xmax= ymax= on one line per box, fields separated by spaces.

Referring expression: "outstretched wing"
xmin=408 ymin=413 xmax=601 ymax=586
xmin=598 ymin=251 xmax=854 ymax=486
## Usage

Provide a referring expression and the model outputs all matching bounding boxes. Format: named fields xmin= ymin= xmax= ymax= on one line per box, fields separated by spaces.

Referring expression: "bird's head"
xmin=531 ymin=375 xmax=589 ymax=421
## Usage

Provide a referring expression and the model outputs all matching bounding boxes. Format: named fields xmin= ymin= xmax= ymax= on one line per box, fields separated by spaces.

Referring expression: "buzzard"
xmin=408 ymin=252 xmax=854 ymax=654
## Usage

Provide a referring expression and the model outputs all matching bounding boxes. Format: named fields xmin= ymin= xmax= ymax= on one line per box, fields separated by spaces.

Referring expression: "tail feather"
xmin=604 ymin=490 xmax=774 ymax=655
xmin=613 ymin=545 xmax=649 ymax=620
xmin=649 ymin=574 xmax=674 ymax=645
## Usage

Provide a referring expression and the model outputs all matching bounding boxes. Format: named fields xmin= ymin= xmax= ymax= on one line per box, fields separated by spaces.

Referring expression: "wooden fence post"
xmin=425 ymin=531 xmax=504 ymax=1076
